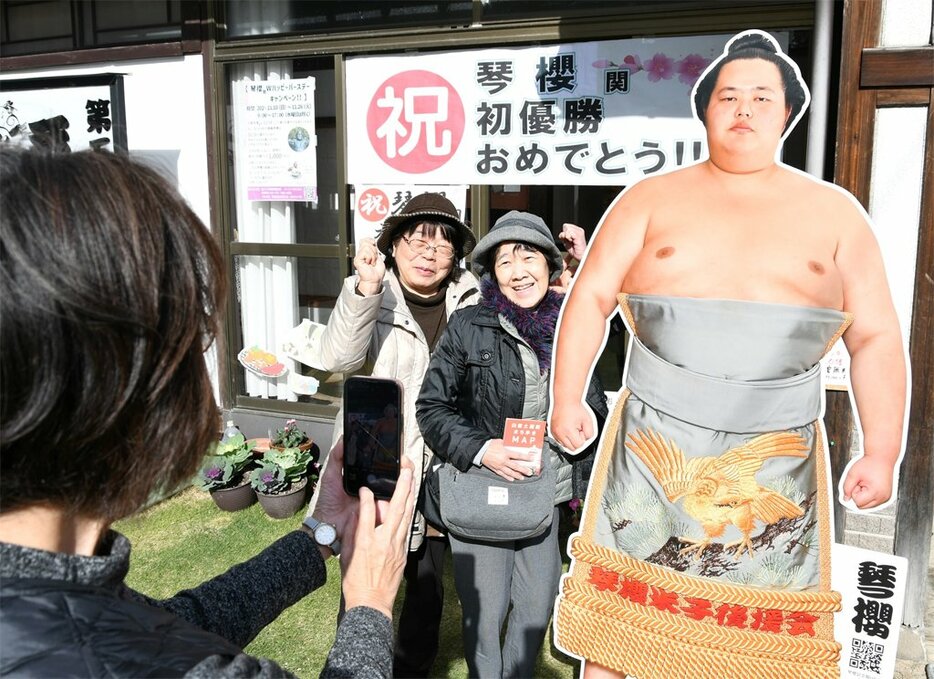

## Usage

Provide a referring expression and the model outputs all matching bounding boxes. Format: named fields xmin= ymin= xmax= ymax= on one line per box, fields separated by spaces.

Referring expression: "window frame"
xmin=209 ymin=1 xmax=816 ymax=420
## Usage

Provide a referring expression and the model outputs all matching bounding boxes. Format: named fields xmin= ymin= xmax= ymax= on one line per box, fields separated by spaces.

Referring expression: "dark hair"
xmin=491 ymin=242 xmax=557 ymax=275
xmin=384 ymin=220 xmax=464 ymax=283
xmin=693 ymin=32 xmax=808 ymax=134
xmin=0 ymin=148 xmax=225 ymax=521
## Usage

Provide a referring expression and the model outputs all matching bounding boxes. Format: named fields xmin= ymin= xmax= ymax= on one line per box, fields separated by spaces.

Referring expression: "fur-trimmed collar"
xmin=480 ymin=277 xmax=563 ymax=373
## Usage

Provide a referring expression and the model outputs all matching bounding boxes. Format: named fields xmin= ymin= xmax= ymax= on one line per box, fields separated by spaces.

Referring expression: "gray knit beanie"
xmin=471 ymin=211 xmax=563 ymax=282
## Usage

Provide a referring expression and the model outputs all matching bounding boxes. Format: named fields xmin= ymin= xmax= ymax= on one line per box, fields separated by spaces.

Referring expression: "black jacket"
xmin=0 ymin=531 xmax=393 ymax=678
xmin=416 ymin=303 xmax=608 ymax=486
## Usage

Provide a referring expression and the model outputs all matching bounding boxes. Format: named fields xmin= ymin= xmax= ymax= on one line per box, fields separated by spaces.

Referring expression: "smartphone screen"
xmin=342 ymin=376 xmax=402 ymax=500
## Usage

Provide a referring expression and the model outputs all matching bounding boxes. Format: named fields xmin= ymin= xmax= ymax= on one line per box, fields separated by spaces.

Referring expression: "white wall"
xmin=1 ymin=55 xmax=220 ymax=401
xmin=880 ymin=0 xmax=933 ymax=47
xmin=868 ymin=107 xmax=926 ymax=343
xmin=0 ymin=55 xmax=211 ymax=228
xmin=870 ymin=0 xmax=930 ymax=342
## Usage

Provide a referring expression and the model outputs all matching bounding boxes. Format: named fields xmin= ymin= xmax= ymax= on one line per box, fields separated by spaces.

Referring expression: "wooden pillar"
xmin=835 ymin=0 xmax=934 ymax=629
xmin=893 ymin=94 xmax=934 ymax=629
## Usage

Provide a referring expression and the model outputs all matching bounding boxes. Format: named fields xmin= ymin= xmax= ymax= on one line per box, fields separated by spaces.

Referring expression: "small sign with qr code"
xmin=832 ymin=543 xmax=908 ymax=678
xmin=849 ymin=638 xmax=885 ymax=674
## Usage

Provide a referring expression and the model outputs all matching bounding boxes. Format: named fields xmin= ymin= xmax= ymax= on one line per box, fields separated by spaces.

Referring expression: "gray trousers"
xmin=448 ymin=507 xmax=561 ymax=679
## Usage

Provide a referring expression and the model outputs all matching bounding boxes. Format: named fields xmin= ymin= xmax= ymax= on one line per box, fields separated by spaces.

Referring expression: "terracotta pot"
xmin=270 ymin=439 xmax=313 ymax=454
xmin=209 ymin=475 xmax=256 ymax=512
xmin=257 ymin=477 xmax=309 ymax=519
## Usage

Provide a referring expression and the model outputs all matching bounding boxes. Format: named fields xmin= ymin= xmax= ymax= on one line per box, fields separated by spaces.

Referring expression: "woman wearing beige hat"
xmin=307 ymin=192 xmax=478 ymax=677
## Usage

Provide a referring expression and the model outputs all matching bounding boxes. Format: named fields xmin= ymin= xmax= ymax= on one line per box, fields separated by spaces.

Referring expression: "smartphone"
xmin=342 ymin=376 xmax=403 ymax=500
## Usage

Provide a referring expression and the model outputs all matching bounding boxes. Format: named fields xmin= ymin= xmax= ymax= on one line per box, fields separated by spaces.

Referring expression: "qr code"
xmin=849 ymin=637 xmax=884 ymax=674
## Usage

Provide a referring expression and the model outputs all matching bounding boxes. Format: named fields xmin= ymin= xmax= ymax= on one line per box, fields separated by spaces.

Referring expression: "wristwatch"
xmin=303 ymin=516 xmax=341 ymax=555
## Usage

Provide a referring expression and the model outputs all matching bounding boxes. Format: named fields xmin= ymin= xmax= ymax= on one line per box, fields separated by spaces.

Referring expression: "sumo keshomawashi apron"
xmin=555 ymin=294 xmax=851 ymax=679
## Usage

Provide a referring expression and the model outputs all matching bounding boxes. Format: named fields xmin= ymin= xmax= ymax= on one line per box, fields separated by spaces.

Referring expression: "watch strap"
xmin=302 ymin=516 xmax=341 ymax=555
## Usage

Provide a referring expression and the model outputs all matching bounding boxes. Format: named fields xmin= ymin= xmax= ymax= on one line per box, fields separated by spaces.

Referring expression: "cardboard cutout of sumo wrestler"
xmin=547 ymin=29 xmax=910 ymax=678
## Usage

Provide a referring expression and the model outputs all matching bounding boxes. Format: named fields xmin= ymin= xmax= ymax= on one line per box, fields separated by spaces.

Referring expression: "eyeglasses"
xmin=401 ymin=235 xmax=456 ymax=261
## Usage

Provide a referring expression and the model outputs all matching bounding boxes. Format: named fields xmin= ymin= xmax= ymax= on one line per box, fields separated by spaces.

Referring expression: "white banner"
xmin=232 ymin=77 xmax=318 ymax=202
xmin=352 ymin=184 xmax=468 ymax=247
xmin=832 ymin=543 xmax=908 ymax=679
xmin=347 ymin=33 xmax=787 ymax=185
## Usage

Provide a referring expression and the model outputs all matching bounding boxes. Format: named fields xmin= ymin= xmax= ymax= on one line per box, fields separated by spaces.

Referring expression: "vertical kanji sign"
xmin=832 ymin=543 xmax=908 ymax=678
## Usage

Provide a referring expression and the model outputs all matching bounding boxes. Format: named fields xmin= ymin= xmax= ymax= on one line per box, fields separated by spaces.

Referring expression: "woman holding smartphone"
xmin=0 ymin=148 xmax=415 ymax=678
xmin=306 ymin=193 xmax=478 ymax=678
xmin=416 ymin=211 xmax=608 ymax=678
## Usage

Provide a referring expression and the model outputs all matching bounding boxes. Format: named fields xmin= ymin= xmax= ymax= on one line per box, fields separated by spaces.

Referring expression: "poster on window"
xmin=232 ymin=77 xmax=318 ymax=202
xmin=346 ymin=33 xmax=787 ymax=185
xmin=0 ymin=74 xmax=127 ymax=152
xmin=832 ymin=543 xmax=907 ymax=678
xmin=352 ymin=184 xmax=468 ymax=247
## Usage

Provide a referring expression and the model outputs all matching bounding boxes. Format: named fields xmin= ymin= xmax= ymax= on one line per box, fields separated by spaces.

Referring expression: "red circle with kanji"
xmin=366 ymin=70 xmax=464 ymax=174
xmin=356 ymin=188 xmax=390 ymax=222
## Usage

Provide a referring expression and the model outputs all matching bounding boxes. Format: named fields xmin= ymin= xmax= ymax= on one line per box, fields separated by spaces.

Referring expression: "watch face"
xmin=314 ymin=522 xmax=337 ymax=546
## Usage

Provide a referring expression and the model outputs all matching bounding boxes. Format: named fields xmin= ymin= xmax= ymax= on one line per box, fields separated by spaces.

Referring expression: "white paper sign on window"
xmin=346 ymin=33 xmax=788 ymax=186
xmin=233 ymin=77 xmax=318 ymax=202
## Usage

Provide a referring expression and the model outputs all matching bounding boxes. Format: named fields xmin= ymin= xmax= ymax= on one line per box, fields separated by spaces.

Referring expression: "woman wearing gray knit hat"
xmin=417 ymin=211 xmax=607 ymax=678
xmin=306 ymin=192 xmax=478 ymax=677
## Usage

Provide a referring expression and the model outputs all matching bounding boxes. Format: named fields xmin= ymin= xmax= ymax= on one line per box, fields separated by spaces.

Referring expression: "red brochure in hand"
xmin=503 ymin=418 xmax=545 ymax=475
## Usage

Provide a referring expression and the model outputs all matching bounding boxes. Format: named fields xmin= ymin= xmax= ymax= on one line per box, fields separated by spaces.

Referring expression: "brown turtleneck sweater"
xmin=401 ymin=285 xmax=448 ymax=351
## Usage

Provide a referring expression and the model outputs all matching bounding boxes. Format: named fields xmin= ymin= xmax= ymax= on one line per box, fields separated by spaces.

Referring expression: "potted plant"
xmin=251 ymin=446 xmax=319 ymax=519
xmin=270 ymin=418 xmax=312 ymax=453
xmin=196 ymin=433 xmax=257 ymax=511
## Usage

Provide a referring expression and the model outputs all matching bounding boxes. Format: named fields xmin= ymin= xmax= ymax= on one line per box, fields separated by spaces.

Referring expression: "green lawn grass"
xmin=115 ymin=487 xmax=580 ymax=678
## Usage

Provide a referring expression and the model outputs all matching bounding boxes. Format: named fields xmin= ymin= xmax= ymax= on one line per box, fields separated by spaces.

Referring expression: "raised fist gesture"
xmin=354 ymin=237 xmax=385 ymax=296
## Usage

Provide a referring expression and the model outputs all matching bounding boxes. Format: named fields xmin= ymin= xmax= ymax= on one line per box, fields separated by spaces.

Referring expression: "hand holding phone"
xmin=341 ymin=458 xmax=415 ymax=618
xmin=343 ymin=376 xmax=403 ymax=500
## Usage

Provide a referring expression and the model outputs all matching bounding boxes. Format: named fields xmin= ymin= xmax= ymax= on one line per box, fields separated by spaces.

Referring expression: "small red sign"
xmin=366 ymin=70 xmax=465 ymax=174
xmin=357 ymin=187 xmax=390 ymax=222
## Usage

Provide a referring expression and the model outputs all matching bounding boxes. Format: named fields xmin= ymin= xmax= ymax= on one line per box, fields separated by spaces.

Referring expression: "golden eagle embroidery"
xmin=625 ymin=430 xmax=808 ymax=560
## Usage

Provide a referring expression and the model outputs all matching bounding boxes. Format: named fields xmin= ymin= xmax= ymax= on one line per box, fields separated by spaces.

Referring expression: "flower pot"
xmin=257 ymin=477 xmax=309 ymax=519
xmin=209 ymin=475 xmax=256 ymax=512
xmin=270 ymin=439 xmax=314 ymax=454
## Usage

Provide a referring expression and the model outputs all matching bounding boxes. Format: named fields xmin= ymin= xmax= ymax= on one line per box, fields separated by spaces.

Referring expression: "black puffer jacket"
xmin=0 ymin=531 xmax=393 ymax=678
xmin=416 ymin=303 xmax=608 ymax=492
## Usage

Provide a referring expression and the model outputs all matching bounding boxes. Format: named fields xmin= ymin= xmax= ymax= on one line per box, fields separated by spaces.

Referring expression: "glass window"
xmin=480 ymin=0 xmax=804 ymax=23
xmin=233 ymin=255 xmax=344 ymax=409
xmin=223 ymin=1 xmax=472 ymax=40
xmin=90 ymin=1 xmax=182 ymax=46
xmin=93 ymin=1 xmax=178 ymax=31
xmin=480 ymin=0 xmax=631 ymax=22
xmin=226 ymin=57 xmax=349 ymax=416
xmin=1 ymin=1 xmax=73 ymax=56
xmin=1 ymin=0 xmax=182 ymax=57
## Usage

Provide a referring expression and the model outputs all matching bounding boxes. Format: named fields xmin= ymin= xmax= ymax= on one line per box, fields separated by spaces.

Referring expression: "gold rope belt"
xmin=557 ymin=537 xmax=842 ymax=678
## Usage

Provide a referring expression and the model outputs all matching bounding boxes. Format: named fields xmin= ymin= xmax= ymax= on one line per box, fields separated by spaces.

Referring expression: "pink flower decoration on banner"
xmin=623 ymin=54 xmax=644 ymax=73
xmin=592 ymin=59 xmax=616 ymax=68
xmin=644 ymin=53 xmax=675 ymax=82
xmin=676 ymin=54 xmax=711 ymax=86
